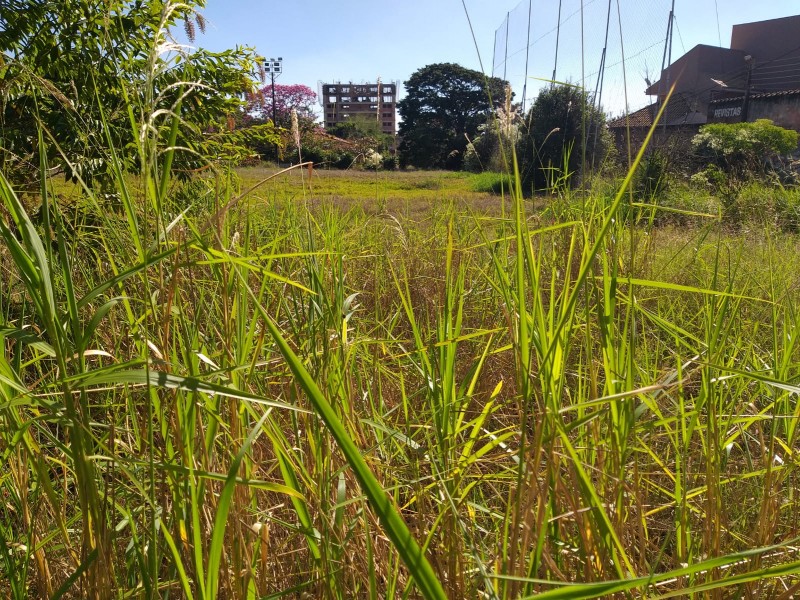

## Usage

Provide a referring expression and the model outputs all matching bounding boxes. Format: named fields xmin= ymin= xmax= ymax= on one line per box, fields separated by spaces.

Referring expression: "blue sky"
xmin=189 ymin=0 xmax=799 ymax=116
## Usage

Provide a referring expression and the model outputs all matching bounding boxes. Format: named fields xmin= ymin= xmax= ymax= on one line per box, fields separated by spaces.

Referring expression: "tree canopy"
xmin=245 ymin=83 xmax=318 ymax=127
xmin=0 ymin=0 xmax=264 ymax=186
xmin=397 ymin=63 xmax=508 ymax=170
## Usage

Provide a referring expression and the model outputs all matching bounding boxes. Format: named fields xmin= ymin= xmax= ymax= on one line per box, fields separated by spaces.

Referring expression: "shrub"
xmin=634 ymin=149 xmax=670 ymax=201
xmin=516 ymin=84 xmax=610 ymax=194
xmin=692 ymin=119 xmax=799 ymax=178
xmin=363 ymin=149 xmax=383 ymax=170
xmin=776 ymin=187 xmax=800 ymax=232
xmin=471 ymin=172 xmax=514 ymax=194
xmin=463 ymin=86 xmax=521 ymax=174
xmin=382 ymin=154 xmax=399 ymax=171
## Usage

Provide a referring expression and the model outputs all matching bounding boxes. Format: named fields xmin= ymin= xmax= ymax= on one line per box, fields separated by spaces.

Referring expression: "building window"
xmin=370 ymin=86 xmax=378 ymax=92
xmin=383 ymin=95 xmax=393 ymax=103
xmin=341 ymin=86 xmax=349 ymax=93
xmin=328 ymin=96 xmax=337 ymax=103
xmin=382 ymin=103 xmax=393 ymax=108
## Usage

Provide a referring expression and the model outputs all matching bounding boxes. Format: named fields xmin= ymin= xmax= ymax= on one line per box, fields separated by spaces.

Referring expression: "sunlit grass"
xmin=4 ymin=146 xmax=800 ymax=597
xmin=3 ymin=9 xmax=800 ymax=599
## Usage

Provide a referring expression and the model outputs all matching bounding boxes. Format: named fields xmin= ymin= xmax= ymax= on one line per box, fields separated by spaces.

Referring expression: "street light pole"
xmin=271 ymin=71 xmax=276 ymax=124
xmin=266 ymin=57 xmax=283 ymax=124
xmin=741 ymin=55 xmax=754 ymax=123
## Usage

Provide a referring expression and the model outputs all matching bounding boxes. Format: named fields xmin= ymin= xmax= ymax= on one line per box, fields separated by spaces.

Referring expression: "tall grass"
xmin=3 ymin=3 xmax=800 ymax=599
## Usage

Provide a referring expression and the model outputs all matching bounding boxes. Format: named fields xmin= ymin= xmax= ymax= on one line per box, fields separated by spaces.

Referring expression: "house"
xmin=609 ymin=14 xmax=800 ymax=147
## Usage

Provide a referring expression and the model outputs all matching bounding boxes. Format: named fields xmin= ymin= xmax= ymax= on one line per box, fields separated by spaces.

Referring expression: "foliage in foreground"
xmin=0 ymin=0 xmax=267 ymax=189
xmin=3 ymin=148 xmax=800 ymax=599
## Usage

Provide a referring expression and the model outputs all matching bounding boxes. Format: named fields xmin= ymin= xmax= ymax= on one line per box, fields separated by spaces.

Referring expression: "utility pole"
xmin=660 ymin=1 xmax=675 ymax=132
xmin=742 ymin=55 xmax=754 ymax=122
xmin=265 ymin=57 xmax=283 ymax=124
xmin=552 ymin=0 xmax=563 ymax=87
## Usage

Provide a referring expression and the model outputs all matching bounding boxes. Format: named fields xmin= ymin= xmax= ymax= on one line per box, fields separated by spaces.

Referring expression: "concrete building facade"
xmin=321 ymin=82 xmax=397 ymax=135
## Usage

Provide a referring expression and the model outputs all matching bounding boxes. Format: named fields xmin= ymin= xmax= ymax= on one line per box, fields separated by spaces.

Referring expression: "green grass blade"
xmin=247 ymin=284 xmax=447 ymax=600
xmin=205 ymin=410 xmax=272 ymax=599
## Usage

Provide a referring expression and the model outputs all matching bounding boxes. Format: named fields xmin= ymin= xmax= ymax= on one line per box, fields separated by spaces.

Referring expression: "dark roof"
xmin=708 ymin=88 xmax=800 ymax=104
xmin=608 ymin=105 xmax=655 ymax=129
xmin=644 ymin=15 xmax=800 ymax=101
xmin=644 ymin=45 xmax=747 ymax=96
xmin=731 ymin=15 xmax=800 ymax=62
xmin=608 ymin=95 xmax=702 ymax=129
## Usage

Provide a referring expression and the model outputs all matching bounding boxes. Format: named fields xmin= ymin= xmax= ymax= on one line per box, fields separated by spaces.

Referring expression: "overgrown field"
xmin=2 ymin=165 xmax=800 ymax=599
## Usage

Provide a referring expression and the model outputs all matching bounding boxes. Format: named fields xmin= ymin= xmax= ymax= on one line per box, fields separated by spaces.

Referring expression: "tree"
xmin=517 ymin=84 xmax=609 ymax=193
xmin=0 ymin=0 xmax=263 ymax=187
xmin=397 ymin=63 xmax=508 ymax=170
xmin=327 ymin=115 xmax=382 ymax=141
xmin=327 ymin=115 xmax=393 ymax=154
xmin=245 ymin=83 xmax=318 ymax=127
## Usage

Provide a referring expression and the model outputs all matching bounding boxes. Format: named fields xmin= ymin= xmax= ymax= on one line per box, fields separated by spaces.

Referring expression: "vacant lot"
xmin=3 ymin=166 xmax=800 ymax=598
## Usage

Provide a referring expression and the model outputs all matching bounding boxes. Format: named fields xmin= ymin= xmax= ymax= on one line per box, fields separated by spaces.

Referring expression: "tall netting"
xmin=492 ymin=0 xmax=674 ymax=117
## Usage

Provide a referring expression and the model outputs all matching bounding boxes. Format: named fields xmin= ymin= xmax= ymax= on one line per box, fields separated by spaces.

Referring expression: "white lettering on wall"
xmin=714 ymin=106 xmax=743 ymax=118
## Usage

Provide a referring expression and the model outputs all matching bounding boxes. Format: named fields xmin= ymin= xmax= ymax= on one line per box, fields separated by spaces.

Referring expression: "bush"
xmin=516 ymin=84 xmax=610 ymax=194
xmin=634 ymin=149 xmax=670 ymax=201
xmin=363 ymin=149 xmax=383 ymax=170
xmin=692 ymin=119 xmax=798 ymax=178
xmin=776 ymin=187 xmax=800 ymax=232
xmin=464 ymin=89 xmax=521 ymax=174
xmin=471 ymin=172 xmax=514 ymax=194
xmin=463 ymin=127 xmax=498 ymax=173
xmin=382 ymin=154 xmax=399 ymax=171
xmin=731 ymin=182 xmax=800 ymax=232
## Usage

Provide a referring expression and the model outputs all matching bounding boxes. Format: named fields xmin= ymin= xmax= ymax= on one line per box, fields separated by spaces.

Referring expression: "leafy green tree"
xmin=0 ymin=0 xmax=264 ymax=187
xmin=328 ymin=115 xmax=381 ymax=141
xmin=517 ymin=84 xmax=609 ymax=193
xmin=397 ymin=63 xmax=507 ymax=170
xmin=328 ymin=115 xmax=393 ymax=154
